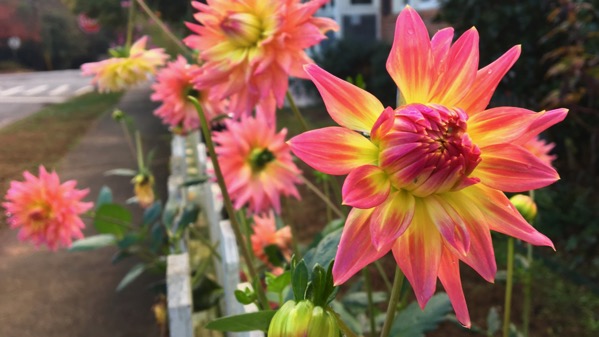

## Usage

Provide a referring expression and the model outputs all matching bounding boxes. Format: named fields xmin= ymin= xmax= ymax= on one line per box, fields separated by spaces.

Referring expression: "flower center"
xmin=375 ymin=103 xmax=481 ymax=197
xmin=221 ymin=12 xmax=263 ymax=48
xmin=27 ymin=203 xmax=52 ymax=231
xmin=249 ymin=148 xmax=275 ymax=173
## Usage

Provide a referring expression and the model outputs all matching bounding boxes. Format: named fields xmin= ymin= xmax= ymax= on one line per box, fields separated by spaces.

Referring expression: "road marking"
xmin=0 ymin=86 xmax=24 ymax=96
xmin=23 ymin=84 xmax=49 ymax=96
xmin=49 ymin=84 xmax=70 ymax=96
xmin=0 ymin=96 xmax=67 ymax=104
xmin=74 ymin=85 xmax=94 ymax=95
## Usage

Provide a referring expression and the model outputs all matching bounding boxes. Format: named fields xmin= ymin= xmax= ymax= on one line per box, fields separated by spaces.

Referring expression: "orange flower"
xmin=289 ymin=6 xmax=567 ymax=326
xmin=250 ymin=212 xmax=292 ymax=273
xmin=184 ymin=0 xmax=338 ymax=123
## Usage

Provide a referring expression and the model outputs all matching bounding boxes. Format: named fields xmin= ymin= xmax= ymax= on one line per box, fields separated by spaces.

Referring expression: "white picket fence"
xmin=166 ymin=132 xmax=264 ymax=337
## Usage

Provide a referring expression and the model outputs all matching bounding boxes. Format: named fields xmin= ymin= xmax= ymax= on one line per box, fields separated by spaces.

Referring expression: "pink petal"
xmin=392 ymin=199 xmax=442 ymax=308
xmin=289 ymin=127 xmax=379 ymax=175
xmin=387 ymin=6 xmax=433 ymax=104
xmin=304 ymin=64 xmax=383 ymax=132
xmin=517 ymin=108 xmax=568 ymax=145
xmin=370 ymin=189 xmax=415 ymax=250
xmin=476 ymin=143 xmax=559 ymax=192
xmin=456 ymin=45 xmax=521 ymax=114
xmin=430 ymin=28 xmax=454 ymax=68
xmin=438 ymin=248 xmax=471 ymax=328
xmin=342 ymin=165 xmax=391 ymax=209
xmin=467 ymin=107 xmax=541 ymax=148
xmin=430 ymin=28 xmax=479 ymax=107
xmin=464 ymin=185 xmax=554 ymax=248
xmin=424 ymin=195 xmax=470 ymax=256
xmin=333 ymin=208 xmax=393 ymax=285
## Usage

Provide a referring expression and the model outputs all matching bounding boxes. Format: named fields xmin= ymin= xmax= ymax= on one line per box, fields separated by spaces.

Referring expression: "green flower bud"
xmin=268 ymin=300 xmax=340 ymax=337
xmin=509 ymin=194 xmax=537 ymax=224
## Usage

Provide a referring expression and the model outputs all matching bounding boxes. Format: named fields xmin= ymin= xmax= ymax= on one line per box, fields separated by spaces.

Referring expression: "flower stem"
xmin=125 ymin=0 xmax=136 ymax=50
xmin=333 ymin=310 xmax=359 ymax=337
xmin=363 ymin=268 xmax=377 ymax=337
xmin=188 ymin=96 xmax=269 ymax=310
xmin=380 ymin=267 xmax=404 ymax=337
xmin=503 ymin=237 xmax=515 ymax=337
xmin=299 ymin=175 xmax=344 ymax=219
xmin=522 ymin=189 xmax=535 ymax=337
xmin=135 ymin=131 xmax=145 ymax=170
xmin=286 ymin=90 xmax=309 ymax=132
xmin=134 ymin=0 xmax=192 ymax=57
xmin=374 ymin=260 xmax=393 ymax=293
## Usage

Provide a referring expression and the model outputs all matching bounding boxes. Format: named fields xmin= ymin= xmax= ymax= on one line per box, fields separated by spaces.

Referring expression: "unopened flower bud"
xmin=509 ymin=194 xmax=537 ymax=224
xmin=112 ymin=109 xmax=125 ymax=121
xmin=132 ymin=173 xmax=155 ymax=208
xmin=268 ymin=300 xmax=340 ymax=337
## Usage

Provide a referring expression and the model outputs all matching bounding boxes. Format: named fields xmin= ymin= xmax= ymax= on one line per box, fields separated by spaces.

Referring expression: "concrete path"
xmin=0 ymin=85 xmax=170 ymax=337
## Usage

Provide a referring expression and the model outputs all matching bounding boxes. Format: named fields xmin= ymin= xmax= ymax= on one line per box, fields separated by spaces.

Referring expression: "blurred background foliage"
xmin=437 ymin=0 xmax=599 ymax=281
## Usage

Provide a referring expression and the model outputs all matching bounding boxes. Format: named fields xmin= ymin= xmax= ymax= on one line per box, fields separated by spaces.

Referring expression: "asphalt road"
xmin=0 ymin=70 xmax=94 ymax=128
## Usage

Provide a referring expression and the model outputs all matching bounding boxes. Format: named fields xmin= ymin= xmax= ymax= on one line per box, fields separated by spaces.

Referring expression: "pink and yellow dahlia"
xmin=523 ymin=135 xmax=557 ymax=166
xmin=151 ymin=56 xmax=227 ymax=133
xmin=250 ymin=211 xmax=292 ymax=273
xmin=184 ymin=0 xmax=338 ymax=122
xmin=82 ymin=36 xmax=168 ymax=93
xmin=289 ymin=6 xmax=567 ymax=327
xmin=213 ymin=114 xmax=302 ymax=214
xmin=3 ymin=166 xmax=93 ymax=250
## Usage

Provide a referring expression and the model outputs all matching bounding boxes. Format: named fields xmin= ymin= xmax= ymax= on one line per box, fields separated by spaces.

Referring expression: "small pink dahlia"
xmin=151 ymin=56 xmax=227 ymax=133
xmin=523 ymin=135 xmax=557 ymax=166
xmin=3 ymin=166 xmax=93 ymax=250
xmin=251 ymin=211 xmax=292 ymax=273
xmin=184 ymin=0 xmax=338 ymax=123
xmin=213 ymin=114 xmax=302 ymax=214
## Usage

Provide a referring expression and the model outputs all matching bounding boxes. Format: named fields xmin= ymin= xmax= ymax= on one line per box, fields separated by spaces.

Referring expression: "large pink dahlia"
xmin=184 ymin=0 xmax=338 ymax=123
xmin=213 ymin=114 xmax=302 ymax=214
xmin=3 ymin=166 xmax=93 ymax=250
xmin=288 ymin=6 xmax=567 ymax=327
xmin=151 ymin=56 xmax=227 ymax=133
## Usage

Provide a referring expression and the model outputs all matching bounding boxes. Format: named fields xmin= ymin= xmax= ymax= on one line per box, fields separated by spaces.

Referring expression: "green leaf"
xmin=174 ymin=206 xmax=200 ymax=237
xmin=150 ymin=222 xmax=166 ymax=253
xmin=111 ymin=250 xmax=131 ymax=265
xmin=303 ymin=228 xmax=342 ymax=272
xmin=266 ymin=271 xmax=291 ymax=294
xmin=330 ymin=300 xmax=363 ymax=335
xmin=292 ymin=260 xmax=309 ymax=302
xmin=390 ymin=292 xmax=452 ymax=337
xmin=142 ymin=201 xmax=162 ymax=226
xmin=342 ymin=291 xmax=387 ymax=313
xmin=69 ymin=234 xmax=116 ymax=251
xmin=487 ymin=307 xmax=501 ymax=336
xmin=205 ymin=311 xmax=277 ymax=332
xmin=117 ymin=233 xmax=142 ymax=249
xmin=116 ymin=263 xmax=146 ymax=291
xmin=234 ymin=289 xmax=256 ymax=305
xmin=104 ymin=168 xmax=137 ymax=177
xmin=95 ymin=186 xmax=113 ymax=210
xmin=94 ymin=203 xmax=132 ymax=238
xmin=264 ymin=244 xmax=285 ymax=267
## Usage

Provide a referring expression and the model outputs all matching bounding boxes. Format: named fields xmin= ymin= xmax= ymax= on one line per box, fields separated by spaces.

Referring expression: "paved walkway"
xmin=0 ymin=85 xmax=170 ymax=337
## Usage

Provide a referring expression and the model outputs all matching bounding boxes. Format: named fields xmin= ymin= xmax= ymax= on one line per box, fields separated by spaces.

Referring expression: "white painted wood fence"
xmin=166 ymin=132 xmax=264 ymax=337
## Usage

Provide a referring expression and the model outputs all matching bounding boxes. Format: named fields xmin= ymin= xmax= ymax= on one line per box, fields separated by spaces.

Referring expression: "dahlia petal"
xmin=369 ymin=189 xmax=415 ymax=250
xmin=342 ymin=165 xmax=391 ymax=209
xmin=517 ymin=108 xmax=568 ymax=144
xmin=424 ymin=195 xmax=470 ymax=256
xmin=304 ymin=64 xmax=383 ymax=132
xmin=467 ymin=107 xmax=541 ymax=147
xmin=288 ymin=127 xmax=379 ymax=175
xmin=464 ymin=184 xmax=554 ymax=248
xmin=387 ymin=6 xmax=432 ymax=104
xmin=430 ymin=28 xmax=479 ymax=107
xmin=392 ymin=200 xmax=442 ymax=308
xmin=438 ymin=248 xmax=471 ymax=328
xmin=476 ymin=143 xmax=559 ymax=192
xmin=333 ymin=208 xmax=393 ymax=285
xmin=456 ymin=45 xmax=521 ymax=114
xmin=443 ymin=192 xmax=497 ymax=282
xmin=430 ymin=28 xmax=454 ymax=67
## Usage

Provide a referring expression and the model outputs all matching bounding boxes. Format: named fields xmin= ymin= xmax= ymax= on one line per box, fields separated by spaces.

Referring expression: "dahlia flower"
xmin=289 ymin=6 xmax=567 ymax=327
xmin=184 ymin=0 xmax=338 ymax=122
xmin=82 ymin=36 xmax=168 ymax=93
xmin=151 ymin=56 xmax=227 ymax=133
xmin=251 ymin=212 xmax=292 ymax=273
xmin=523 ymin=136 xmax=557 ymax=166
xmin=3 ymin=166 xmax=93 ymax=250
xmin=213 ymin=114 xmax=301 ymax=214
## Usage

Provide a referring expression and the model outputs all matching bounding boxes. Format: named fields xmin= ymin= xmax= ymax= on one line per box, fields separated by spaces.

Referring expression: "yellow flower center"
xmin=221 ymin=12 xmax=263 ymax=48
xmin=249 ymin=148 xmax=275 ymax=173
xmin=27 ymin=203 xmax=52 ymax=231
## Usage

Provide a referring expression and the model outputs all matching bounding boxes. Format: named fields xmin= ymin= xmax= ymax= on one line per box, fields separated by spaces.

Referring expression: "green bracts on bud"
xmin=509 ymin=194 xmax=538 ymax=224
xmin=268 ymin=300 xmax=340 ymax=337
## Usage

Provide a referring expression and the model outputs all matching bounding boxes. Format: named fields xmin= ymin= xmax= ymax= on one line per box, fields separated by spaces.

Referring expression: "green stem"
xmin=363 ymin=268 xmax=377 ymax=337
xmin=374 ymin=260 xmax=393 ymax=293
xmin=134 ymin=0 xmax=192 ymax=57
xmin=503 ymin=237 xmax=515 ymax=337
xmin=125 ymin=0 xmax=136 ymax=50
xmin=523 ymin=189 xmax=535 ymax=337
xmin=283 ymin=199 xmax=301 ymax=259
xmin=333 ymin=311 xmax=359 ymax=337
xmin=286 ymin=91 xmax=309 ymax=132
xmin=135 ymin=131 xmax=144 ymax=170
xmin=299 ymin=175 xmax=344 ymax=219
xmin=119 ymin=121 xmax=137 ymax=160
xmin=380 ymin=267 xmax=404 ymax=337
xmin=188 ymin=96 xmax=269 ymax=309
xmin=323 ymin=179 xmax=333 ymax=224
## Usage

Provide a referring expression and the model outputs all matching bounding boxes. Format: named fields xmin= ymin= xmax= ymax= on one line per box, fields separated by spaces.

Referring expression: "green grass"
xmin=0 ymin=91 xmax=123 ymax=211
